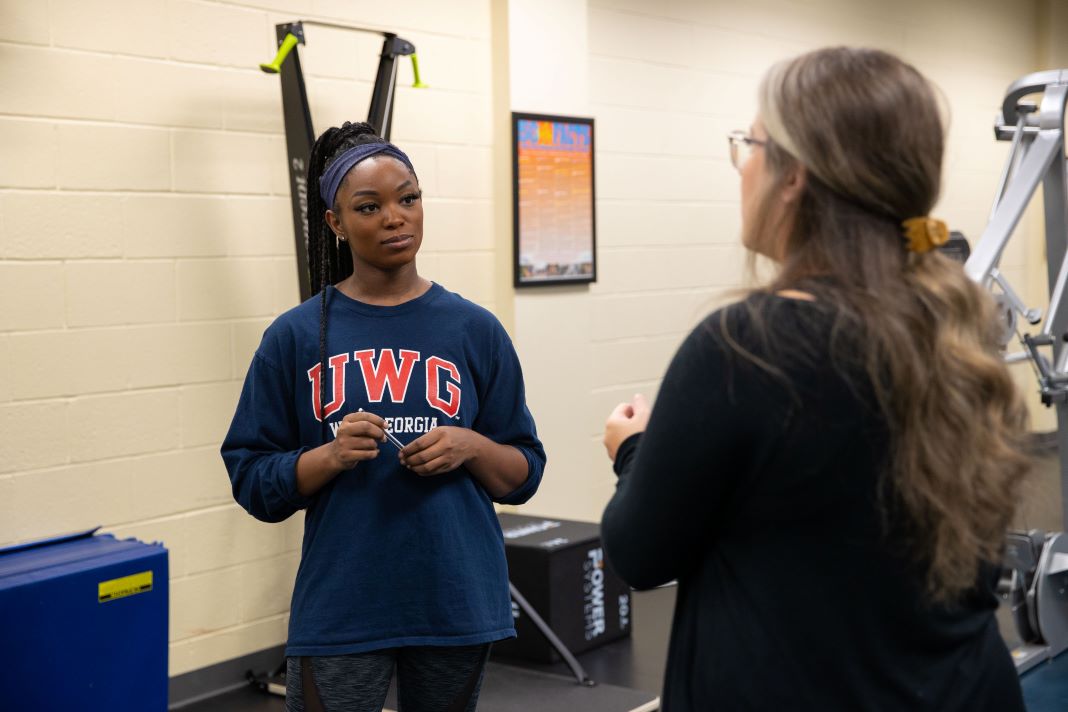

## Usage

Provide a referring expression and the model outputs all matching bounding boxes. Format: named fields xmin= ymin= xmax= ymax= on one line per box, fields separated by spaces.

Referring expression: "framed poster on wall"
xmin=512 ymin=112 xmax=596 ymax=287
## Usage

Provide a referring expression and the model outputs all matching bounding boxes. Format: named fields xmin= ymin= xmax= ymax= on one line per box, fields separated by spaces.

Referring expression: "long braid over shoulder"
xmin=305 ymin=121 xmax=388 ymax=426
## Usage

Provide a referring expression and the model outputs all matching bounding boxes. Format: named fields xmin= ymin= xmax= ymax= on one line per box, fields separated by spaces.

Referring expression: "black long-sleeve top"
xmin=602 ymin=295 xmax=1024 ymax=711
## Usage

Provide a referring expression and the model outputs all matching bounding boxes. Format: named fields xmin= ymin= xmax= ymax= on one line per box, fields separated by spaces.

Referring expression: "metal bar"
xmin=1041 ymin=82 xmax=1068 ymax=281
xmin=367 ymin=35 xmax=404 ymax=140
xmin=990 ymin=115 xmax=1027 ymax=222
xmin=992 ymin=268 xmax=1042 ymax=324
xmin=508 ymin=582 xmax=595 ymax=687
xmin=1042 ymin=250 xmax=1068 ymax=341
xmin=274 ymin=22 xmax=316 ymax=303
xmin=996 ymin=124 xmax=1041 ymax=141
xmin=1002 ymin=70 xmax=1067 ymax=126
xmin=381 ymin=55 xmax=399 ymax=139
xmin=1056 ymin=342 xmax=1068 ymax=374
xmin=300 ymin=19 xmax=389 ymax=35
xmin=267 ymin=21 xmax=418 ymax=301
xmin=965 ymin=130 xmax=1062 ymax=284
xmin=1034 ymin=81 xmax=1068 ymax=529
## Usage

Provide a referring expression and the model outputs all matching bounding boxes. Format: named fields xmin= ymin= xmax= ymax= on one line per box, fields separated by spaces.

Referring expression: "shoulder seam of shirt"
xmin=254 ymin=349 xmax=283 ymax=373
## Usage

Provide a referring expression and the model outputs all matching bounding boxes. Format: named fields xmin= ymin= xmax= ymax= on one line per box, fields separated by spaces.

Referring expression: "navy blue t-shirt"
xmin=222 ymin=283 xmax=546 ymax=656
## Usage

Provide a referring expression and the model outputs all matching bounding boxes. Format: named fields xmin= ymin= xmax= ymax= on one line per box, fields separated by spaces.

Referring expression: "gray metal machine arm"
xmin=975 ymin=70 xmax=1068 ymax=674
xmin=966 ymin=71 xmax=1068 ymax=420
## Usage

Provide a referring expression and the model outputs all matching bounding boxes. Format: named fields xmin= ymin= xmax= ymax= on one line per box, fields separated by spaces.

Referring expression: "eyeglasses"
xmin=727 ymin=130 xmax=767 ymax=171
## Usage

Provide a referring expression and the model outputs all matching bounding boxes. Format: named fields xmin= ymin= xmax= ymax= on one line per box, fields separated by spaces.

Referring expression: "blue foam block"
xmin=0 ymin=528 xmax=169 ymax=710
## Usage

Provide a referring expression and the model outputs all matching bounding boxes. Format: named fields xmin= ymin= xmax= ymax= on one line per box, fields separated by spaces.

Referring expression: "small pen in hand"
xmin=358 ymin=408 xmax=406 ymax=450
xmin=383 ymin=429 xmax=405 ymax=450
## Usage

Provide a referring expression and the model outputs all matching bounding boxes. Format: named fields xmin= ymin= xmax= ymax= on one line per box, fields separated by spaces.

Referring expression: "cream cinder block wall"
xmin=0 ymin=0 xmax=497 ymax=678
xmin=506 ymin=0 xmax=598 ymax=523
xmin=2 ymin=0 xmax=1061 ymax=684
xmin=511 ymin=0 xmax=1052 ymax=524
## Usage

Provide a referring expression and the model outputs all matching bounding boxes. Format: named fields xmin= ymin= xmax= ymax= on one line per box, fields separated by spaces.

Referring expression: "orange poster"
xmin=513 ymin=115 xmax=596 ymax=285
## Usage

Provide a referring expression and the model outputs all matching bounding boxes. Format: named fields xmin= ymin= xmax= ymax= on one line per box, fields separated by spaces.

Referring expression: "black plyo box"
xmin=495 ymin=513 xmax=631 ymax=663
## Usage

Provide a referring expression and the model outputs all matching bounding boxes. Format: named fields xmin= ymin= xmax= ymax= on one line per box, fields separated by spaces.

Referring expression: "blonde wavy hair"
xmin=749 ymin=47 xmax=1032 ymax=602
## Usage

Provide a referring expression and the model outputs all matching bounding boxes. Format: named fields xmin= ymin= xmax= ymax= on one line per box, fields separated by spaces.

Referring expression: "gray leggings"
xmin=285 ymin=644 xmax=491 ymax=712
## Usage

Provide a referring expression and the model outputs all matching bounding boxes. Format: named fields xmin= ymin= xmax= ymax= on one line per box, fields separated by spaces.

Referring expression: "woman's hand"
xmin=329 ymin=411 xmax=387 ymax=470
xmin=296 ymin=410 xmax=387 ymax=497
xmin=399 ymin=426 xmax=478 ymax=476
xmin=604 ymin=394 xmax=651 ymax=461
xmin=401 ymin=427 xmax=531 ymax=498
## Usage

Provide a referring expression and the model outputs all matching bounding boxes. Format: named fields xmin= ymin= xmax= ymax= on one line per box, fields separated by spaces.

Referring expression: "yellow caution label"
xmin=98 ymin=570 xmax=153 ymax=603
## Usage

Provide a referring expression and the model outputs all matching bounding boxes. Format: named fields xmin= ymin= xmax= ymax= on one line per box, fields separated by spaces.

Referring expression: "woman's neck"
xmin=336 ymin=263 xmax=431 ymax=306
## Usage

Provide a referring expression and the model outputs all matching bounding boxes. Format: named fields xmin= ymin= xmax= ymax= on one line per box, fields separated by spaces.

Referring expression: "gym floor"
xmin=179 ymin=449 xmax=1067 ymax=711
xmin=178 ymin=585 xmax=674 ymax=711
xmin=1014 ymin=441 xmax=1063 ymax=535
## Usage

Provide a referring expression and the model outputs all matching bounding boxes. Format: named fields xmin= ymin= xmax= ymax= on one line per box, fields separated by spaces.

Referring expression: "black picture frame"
xmin=512 ymin=112 xmax=597 ymax=287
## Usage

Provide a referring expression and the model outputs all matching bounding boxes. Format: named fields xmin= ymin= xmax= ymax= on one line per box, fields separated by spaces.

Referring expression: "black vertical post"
xmin=270 ymin=22 xmax=417 ymax=303
xmin=275 ymin=22 xmax=315 ymax=303
xmin=368 ymin=35 xmax=415 ymax=140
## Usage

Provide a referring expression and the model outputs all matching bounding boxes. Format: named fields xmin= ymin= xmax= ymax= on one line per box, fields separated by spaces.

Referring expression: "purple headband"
xmin=318 ymin=142 xmax=415 ymax=206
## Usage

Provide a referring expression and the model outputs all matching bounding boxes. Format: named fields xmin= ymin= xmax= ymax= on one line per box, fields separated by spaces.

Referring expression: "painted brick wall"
xmin=0 ymin=0 xmax=496 ymax=677
xmin=512 ymin=0 xmax=1053 ymax=524
xmin=1 ymin=0 xmax=1059 ymax=682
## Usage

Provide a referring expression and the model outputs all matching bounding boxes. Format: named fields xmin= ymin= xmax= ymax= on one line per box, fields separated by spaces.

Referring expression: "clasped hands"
xmin=329 ymin=411 xmax=476 ymax=476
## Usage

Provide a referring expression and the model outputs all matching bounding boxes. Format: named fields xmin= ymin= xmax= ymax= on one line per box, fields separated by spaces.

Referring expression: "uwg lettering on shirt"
xmin=307 ymin=353 xmax=350 ymax=421
xmin=355 ymin=349 xmax=420 ymax=403
xmin=425 ymin=356 xmax=461 ymax=418
xmin=307 ymin=349 xmax=462 ymax=421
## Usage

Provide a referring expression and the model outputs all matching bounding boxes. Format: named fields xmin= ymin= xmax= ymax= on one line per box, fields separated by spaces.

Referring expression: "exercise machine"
xmin=966 ymin=69 xmax=1068 ymax=673
xmin=1000 ymin=529 xmax=1068 ymax=673
xmin=259 ymin=20 xmax=426 ymax=302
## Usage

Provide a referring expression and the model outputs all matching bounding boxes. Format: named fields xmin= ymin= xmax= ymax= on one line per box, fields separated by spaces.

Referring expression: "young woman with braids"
xmin=601 ymin=48 xmax=1031 ymax=710
xmin=222 ymin=121 xmax=545 ymax=711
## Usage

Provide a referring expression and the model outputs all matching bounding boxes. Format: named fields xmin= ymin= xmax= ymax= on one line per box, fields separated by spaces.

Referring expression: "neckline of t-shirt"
xmin=327 ymin=282 xmax=444 ymax=317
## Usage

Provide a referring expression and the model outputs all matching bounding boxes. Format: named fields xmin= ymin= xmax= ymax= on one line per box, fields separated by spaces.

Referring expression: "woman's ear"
xmin=325 ymin=209 xmax=341 ymax=235
xmin=768 ymin=162 xmax=805 ymax=262
xmin=780 ymin=163 xmax=807 ymax=204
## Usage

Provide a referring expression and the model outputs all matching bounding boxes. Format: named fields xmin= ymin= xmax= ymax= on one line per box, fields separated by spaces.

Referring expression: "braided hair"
xmin=306 ymin=121 xmax=414 ymax=429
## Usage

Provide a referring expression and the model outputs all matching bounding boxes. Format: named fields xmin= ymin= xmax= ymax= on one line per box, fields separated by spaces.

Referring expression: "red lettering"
xmin=425 ymin=356 xmax=461 ymax=418
xmin=354 ymin=349 xmax=421 ymax=403
xmin=307 ymin=353 xmax=350 ymax=421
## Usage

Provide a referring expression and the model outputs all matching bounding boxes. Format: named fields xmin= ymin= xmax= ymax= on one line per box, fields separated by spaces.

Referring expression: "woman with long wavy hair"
xmin=601 ymin=47 xmax=1031 ymax=710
